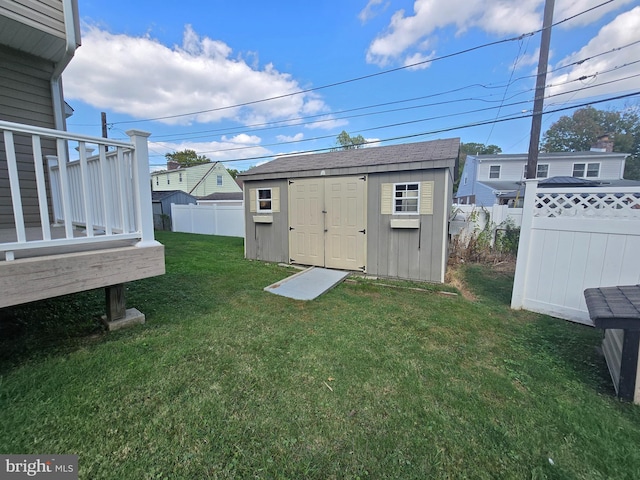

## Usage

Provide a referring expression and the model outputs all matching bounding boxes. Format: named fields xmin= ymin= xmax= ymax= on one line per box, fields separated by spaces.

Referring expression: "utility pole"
xmin=101 ymin=111 xmax=108 ymax=153
xmin=526 ymin=0 xmax=555 ymax=179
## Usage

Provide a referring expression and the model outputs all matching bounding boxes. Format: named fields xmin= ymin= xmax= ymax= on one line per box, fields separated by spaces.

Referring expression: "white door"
xmin=288 ymin=176 xmax=366 ymax=271
xmin=288 ymin=178 xmax=325 ymax=267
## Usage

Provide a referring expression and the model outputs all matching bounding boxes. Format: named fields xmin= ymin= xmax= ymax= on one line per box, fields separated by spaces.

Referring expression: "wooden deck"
xmin=0 ymin=242 xmax=165 ymax=308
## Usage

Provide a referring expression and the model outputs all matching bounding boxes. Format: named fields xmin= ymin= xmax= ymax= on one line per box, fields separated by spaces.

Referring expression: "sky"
xmin=62 ymin=0 xmax=640 ymax=172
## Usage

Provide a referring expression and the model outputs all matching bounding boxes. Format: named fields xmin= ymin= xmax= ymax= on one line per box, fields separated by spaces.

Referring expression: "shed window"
xmin=489 ymin=165 xmax=500 ymax=179
xmin=394 ymin=183 xmax=419 ymax=214
xmin=217 ymin=175 xmax=223 ymax=186
xmin=257 ymin=188 xmax=272 ymax=212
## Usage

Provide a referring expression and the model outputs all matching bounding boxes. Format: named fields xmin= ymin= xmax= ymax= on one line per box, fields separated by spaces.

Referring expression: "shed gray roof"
xmin=151 ymin=190 xmax=197 ymax=202
xmin=240 ymin=138 xmax=460 ymax=180
xmin=198 ymin=192 xmax=244 ymax=201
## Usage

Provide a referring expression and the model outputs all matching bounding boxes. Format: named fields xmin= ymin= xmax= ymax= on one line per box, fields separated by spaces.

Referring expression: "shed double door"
xmin=288 ymin=176 xmax=366 ymax=271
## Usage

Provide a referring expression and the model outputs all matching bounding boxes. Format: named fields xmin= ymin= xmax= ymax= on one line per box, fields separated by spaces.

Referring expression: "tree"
xmin=227 ymin=168 xmax=239 ymax=179
xmin=541 ymin=105 xmax=640 ymax=180
xmin=333 ymin=131 xmax=366 ymax=150
xmin=165 ymin=149 xmax=210 ymax=168
xmin=454 ymin=142 xmax=502 ymax=191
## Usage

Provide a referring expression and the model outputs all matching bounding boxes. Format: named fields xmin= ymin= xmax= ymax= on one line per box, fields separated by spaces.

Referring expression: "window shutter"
xmin=381 ymin=183 xmax=393 ymax=214
xmin=419 ymin=181 xmax=434 ymax=215
xmin=272 ymin=187 xmax=280 ymax=212
xmin=249 ymin=188 xmax=256 ymax=213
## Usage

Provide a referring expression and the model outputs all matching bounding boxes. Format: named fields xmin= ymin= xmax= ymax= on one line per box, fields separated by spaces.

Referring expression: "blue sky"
xmin=63 ymin=0 xmax=640 ymax=171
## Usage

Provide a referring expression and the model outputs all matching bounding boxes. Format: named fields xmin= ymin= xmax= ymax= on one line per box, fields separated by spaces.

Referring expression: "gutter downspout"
xmin=51 ymin=0 xmax=80 ymax=130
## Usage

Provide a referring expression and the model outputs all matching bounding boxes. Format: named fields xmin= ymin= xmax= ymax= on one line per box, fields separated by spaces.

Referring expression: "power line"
xmin=145 ymin=90 xmax=640 ymax=166
xmin=111 ymin=0 xmax=618 ymax=126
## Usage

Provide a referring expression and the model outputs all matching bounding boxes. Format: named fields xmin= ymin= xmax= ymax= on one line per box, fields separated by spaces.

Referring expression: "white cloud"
xmin=546 ymin=7 xmax=640 ymax=101
xmin=150 ymin=133 xmax=271 ymax=166
xmin=359 ymin=0 xmax=389 ymax=23
xmin=64 ymin=25 xmax=330 ymax=126
xmin=276 ymin=133 xmax=304 ymax=142
xmin=365 ymin=0 xmax=634 ymax=67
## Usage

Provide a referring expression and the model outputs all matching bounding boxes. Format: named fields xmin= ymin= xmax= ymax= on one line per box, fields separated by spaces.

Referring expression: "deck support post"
xmin=102 ymin=283 xmax=145 ymax=331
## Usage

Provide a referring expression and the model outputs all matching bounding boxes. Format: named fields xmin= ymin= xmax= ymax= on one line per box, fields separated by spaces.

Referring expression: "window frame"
xmin=573 ymin=162 xmax=600 ymax=178
xmin=217 ymin=174 xmax=223 ymax=186
xmin=256 ymin=188 xmax=273 ymax=213
xmin=393 ymin=182 xmax=420 ymax=215
xmin=489 ymin=165 xmax=501 ymax=179
xmin=586 ymin=162 xmax=600 ymax=178
xmin=536 ymin=163 xmax=549 ymax=179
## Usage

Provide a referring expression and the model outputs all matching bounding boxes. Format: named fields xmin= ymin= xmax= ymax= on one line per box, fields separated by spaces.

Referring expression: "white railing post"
xmin=3 ymin=131 xmax=26 ymax=244
xmin=127 ymin=130 xmax=160 ymax=247
xmin=511 ymin=179 xmax=538 ymax=309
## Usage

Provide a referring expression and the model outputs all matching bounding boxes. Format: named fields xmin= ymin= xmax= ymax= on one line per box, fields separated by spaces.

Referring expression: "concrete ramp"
xmin=264 ymin=267 xmax=349 ymax=300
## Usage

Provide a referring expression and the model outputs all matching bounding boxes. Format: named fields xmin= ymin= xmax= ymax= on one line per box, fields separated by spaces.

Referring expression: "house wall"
xmin=476 ymin=157 xmax=625 ymax=181
xmin=0 ymin=45 xmax=57 ymax=229
xmin=0 ymin=0 xmax=66 ymax=39
xmin=243 ymin=179 xmax=290 ymax=263
xmin=244 ymin=168 xmax=452 ymax=283
xmin=152 ymin=163 xmax=241 ymax=196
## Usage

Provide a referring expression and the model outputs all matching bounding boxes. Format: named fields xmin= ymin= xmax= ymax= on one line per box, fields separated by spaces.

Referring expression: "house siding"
xmin=0 ymin=45 xmax=57 ymax=229
xmin=0 ymin=0 xmax=66 ymax=39
xmin=152 ymin=163 xmax=241 ymax=196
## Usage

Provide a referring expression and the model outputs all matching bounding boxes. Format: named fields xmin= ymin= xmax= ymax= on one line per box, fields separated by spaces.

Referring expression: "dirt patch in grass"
xmin=445 ymin=265 xmax=477 ymax=301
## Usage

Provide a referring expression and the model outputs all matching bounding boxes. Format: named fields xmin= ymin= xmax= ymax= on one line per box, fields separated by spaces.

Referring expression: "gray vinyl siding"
xmin=367 ymin=169 xmax=448 ymax=282
xmin=243 ymin=179 xmax=289 ymax=263
xmin=0 ymin=0 xmax=66 ymax=38
xmin=0 ymin=45 xmax=57 ymax=229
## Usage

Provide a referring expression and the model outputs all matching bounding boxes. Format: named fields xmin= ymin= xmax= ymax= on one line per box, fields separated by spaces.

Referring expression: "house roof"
xmin=151 ymin=190 xmax=197 ymax=202
xmin=198 ymin=192 xmax=244 ymax=201
xmin=478 ymin=177 xmax=640 ymax=199
xmin=240 ymin=138 xmax=460 ymax=180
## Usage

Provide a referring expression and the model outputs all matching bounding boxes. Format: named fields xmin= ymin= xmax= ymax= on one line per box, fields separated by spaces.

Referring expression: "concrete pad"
xmin=264 ymin=267 xmax=349 ymax=300
xmin=102 ymin=308 xmax=146 ymax=331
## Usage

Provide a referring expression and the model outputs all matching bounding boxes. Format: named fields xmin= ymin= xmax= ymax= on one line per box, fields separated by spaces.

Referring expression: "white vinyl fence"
xmin=511 ymin=180 xmax=640 ymax=325
xmin=171 ymin=203 xmax=245 ymax=238
xmin=450 ymin=204 xmax=523 ymax=244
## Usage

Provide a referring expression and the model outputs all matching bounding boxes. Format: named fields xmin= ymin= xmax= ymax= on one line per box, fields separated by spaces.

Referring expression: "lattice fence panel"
xmin=534 ymin=192 xmax=640 ymax=218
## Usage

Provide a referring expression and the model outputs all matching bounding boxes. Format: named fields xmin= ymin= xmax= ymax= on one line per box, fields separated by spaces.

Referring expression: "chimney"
xmin=590 ymin=134 xmax=614 ymax=153
xmin=167 ymin=160 xmax=181 ymax=170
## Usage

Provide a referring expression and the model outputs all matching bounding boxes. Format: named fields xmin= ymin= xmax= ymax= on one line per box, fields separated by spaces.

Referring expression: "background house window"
xmin=179 ymin=172 xmax=183 ymax=182
xmin=489 ymin=165 xmax=500 ymax=179
xmin=155 ymin=177 xmax=159 ymax=186
xmin=394 ymin=183 xmax=419 ymax=214
xmin=537 ymin=164 xmax=549 ymax=178
xmin=257 ymin=188 xmax=272 ymax=212
xmin=166 ymin=174 xmax=170 ymax=185
xmin=217 ymin=175 xmax=223 ymax=186
xmin=573 ymin=163 xmax=600 ymax=178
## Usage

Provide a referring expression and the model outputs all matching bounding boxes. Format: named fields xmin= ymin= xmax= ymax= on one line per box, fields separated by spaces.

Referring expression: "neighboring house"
xmin=455 ymin=151 xmax=631 ymax=206
xmin=239 ymin=138 xmax=459 ymax=283
xmin=152 ymin=190 xmax=197 ymax=230
xmin=198 ymin=192 xmax=244 ymax=207
xmin=151 ymin=162 xmax=241 ymax=197
xmin=0 ymin=1 xmax=164 ymax=326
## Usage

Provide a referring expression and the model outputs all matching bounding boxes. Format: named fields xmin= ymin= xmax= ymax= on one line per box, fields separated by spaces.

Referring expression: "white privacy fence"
xmin=172 ymin=203 xmax=245 ymax=238
xmin=450 ymin=204 xmax=523 ymax=244
xmin=0 ymin=120 xmax=155 ymax=261
xmin=511 ymin=180 xmax=640 ymax=324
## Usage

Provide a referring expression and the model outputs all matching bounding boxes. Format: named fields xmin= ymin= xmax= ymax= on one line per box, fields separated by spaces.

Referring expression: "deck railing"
xmin=0 ymin=120 xmax=156 ymax=261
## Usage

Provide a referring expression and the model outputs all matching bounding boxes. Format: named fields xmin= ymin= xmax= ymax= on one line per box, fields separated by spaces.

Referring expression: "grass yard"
xmin=1 ymin=231 xmax=640 ymax=479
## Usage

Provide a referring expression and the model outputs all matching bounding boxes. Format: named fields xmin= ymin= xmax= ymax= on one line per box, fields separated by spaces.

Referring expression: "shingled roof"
xmin=240 ymin=138 xmax=460 ymax=180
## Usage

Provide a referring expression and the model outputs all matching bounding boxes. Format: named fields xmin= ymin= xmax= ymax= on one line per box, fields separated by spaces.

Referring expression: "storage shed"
xmin=239 ymin=138 xmax=459 ymax=283
xmin=152 ymin=190 xmax=197 ymax=230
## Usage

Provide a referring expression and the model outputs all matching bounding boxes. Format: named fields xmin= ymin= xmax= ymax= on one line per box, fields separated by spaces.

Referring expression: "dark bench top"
xmin=584 ymin=285 xmax=640 ymax=330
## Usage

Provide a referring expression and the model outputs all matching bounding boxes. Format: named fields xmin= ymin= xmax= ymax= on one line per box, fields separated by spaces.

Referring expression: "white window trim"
xmin=217 ymin=174 xmax=223 ymax=186
xmin=393 ymin=182 xmax=420 ymax=215
xmin=537 ymin=163 xmax=549 ymax=179
xmin=572 ymin=162 xmax=600 ymax=178
xmin=489 ymin=165 xmax=501 ymax=179
xmin=257 ymin=187 xmax=273 ymax=213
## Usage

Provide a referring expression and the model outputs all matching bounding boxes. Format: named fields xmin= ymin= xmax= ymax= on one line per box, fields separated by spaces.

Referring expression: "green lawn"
xmin=1 ymin=231 xmax=639 ymax=479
